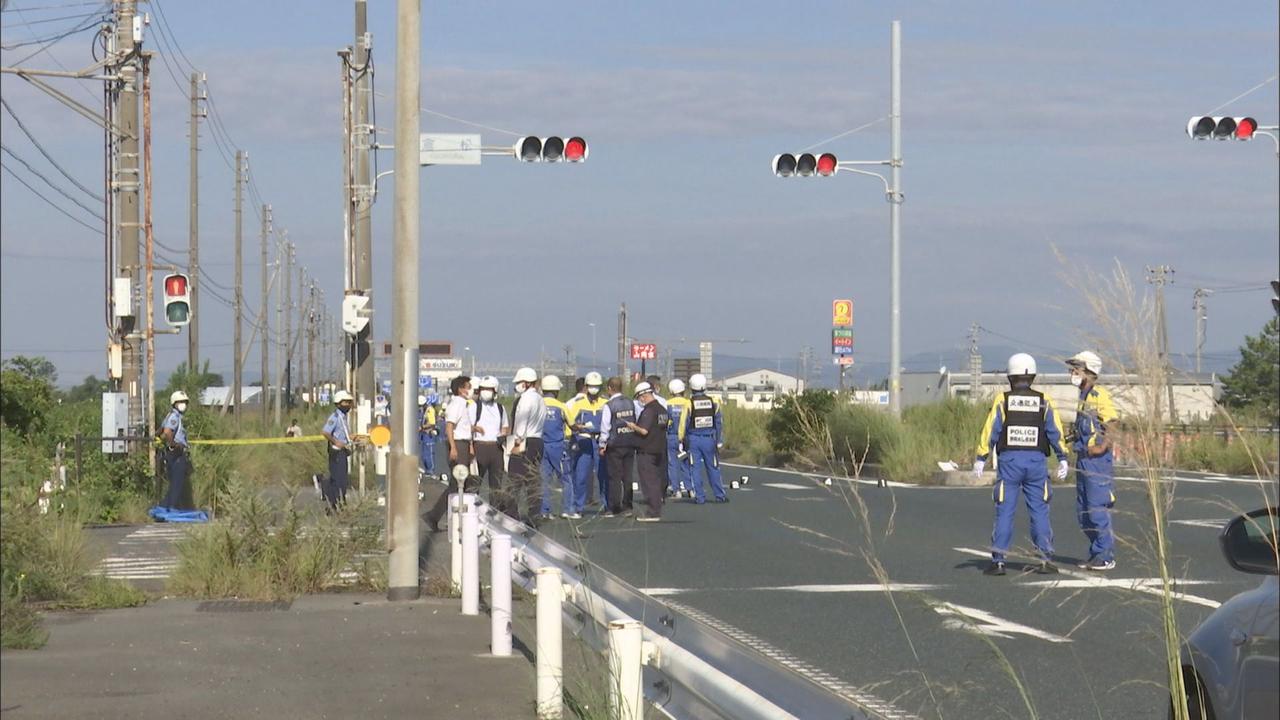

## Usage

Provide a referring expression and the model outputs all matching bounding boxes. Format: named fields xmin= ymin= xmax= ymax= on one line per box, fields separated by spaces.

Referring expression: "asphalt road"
xmin=534 ymin=464 xmax=1278 ymax=720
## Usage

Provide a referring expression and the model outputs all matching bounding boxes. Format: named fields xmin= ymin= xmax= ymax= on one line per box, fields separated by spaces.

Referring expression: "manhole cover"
xmin=196 ymin=600 xmax=292 ymax=613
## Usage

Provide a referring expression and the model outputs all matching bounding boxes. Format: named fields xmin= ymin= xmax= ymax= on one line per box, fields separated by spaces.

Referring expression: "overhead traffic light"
xmin=342 ymin=293 xmax=371 ymax=335
xmin=772 ymin=152 xmax=839 ymax=177
xmin=514 ymin=136 xmax=589 ymax=163
xmin=1272 ymin=280 xmax=1279 ymax=315
xmin=1186 ymin=116 xmax=1258 ymax=141
xmin=162 ymin=273 xmax=191 ymax=327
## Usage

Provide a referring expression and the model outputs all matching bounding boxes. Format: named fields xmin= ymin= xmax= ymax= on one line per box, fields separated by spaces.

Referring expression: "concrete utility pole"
xmin=1147 ymin=265 xmax=1177 ymax=423
xmin=141 ymin=55 xmax=155 ymax=470
xmin=1192 ymin=288 xmax=1209 ymax=374
xmin=231 ymin=150 xmax=244 ymax=428
xmin=188 ymin=72 xmax=204 ymax=372
xmin=280 ymin=238 xmax=293 ymax=416
xmin=114 ymin=0 xmax=142 ymax=432
xmin=352 ymin=0 xmax=375 ymax=410
xmin=616 ymin=303 xmax=627 ymax=379
xmin=888 ymin=20 xmax=904 ymax=417
xmin=307 ymin=282 xmax=318 ymax=404
xmin=260 ymin=204 xmax=272 ymax=430
xmin=387 ymin=0 xmax=421 ymax=602
xmin=297 ymin=265 xmax=307 ymax=406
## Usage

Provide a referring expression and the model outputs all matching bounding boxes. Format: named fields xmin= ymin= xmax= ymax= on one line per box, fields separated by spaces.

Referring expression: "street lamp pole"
xmin=588 ymin=322 xmax=596 ymax=371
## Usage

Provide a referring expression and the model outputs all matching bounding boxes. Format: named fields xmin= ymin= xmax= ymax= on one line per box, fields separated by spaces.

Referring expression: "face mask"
xmin=480 ymin=390 xmax=495 ymax=402
xmin=587 ymin=387 xmax=600 ymax=396
xmin=175 ymin=402 xmax=188 ymax=413
xmin=515 ymin=383 xmax=527 ymax=394
xmin=1070 ymin=375 xmax=1083 ymax=387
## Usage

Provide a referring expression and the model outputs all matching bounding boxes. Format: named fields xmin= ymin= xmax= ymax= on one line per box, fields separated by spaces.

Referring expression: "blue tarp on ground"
xmin=148 ymin=506 xmax=209 ymax=523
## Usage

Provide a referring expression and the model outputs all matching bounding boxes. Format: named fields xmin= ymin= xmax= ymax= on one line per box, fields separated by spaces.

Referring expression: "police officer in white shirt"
xmin=508 ymin=367 xmax=548 ymax=525
xmin=472 ymin=375 xmax=510 ymax=512
xmin=426 ymin=375 xmax=475 ymax=532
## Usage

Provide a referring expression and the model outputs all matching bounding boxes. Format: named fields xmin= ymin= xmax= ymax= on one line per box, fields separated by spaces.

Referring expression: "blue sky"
xmin=2 ymin=0 xmax=1277 ymax=384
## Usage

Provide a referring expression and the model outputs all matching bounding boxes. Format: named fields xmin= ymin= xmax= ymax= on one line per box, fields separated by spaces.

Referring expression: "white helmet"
xmin=1067 ymin=350 xmax=1102 ymax=375
xmin=633 ymin=381 xmax=653 ymax=398
xmin=668 ymin=378 xmax=686 ymax=395
xmin=170 ymin=390 xmax=189 ymax=405
xmin=513 ymin=367 xmax=537 ymax=384
xmin=584 ymin=371 xmax=604 ymax=387
xmin=418 ymin=394 xmax=427 ymax=406
xmin=689 ymin=373 xmax=708 ymax=392
xmin=333 ymin=389 xmax=354 ymax=404
xmin=1006 ymin=353 xmax=1037 ymax=377
xmin=478 ymin=375 xmax=499 ymax=390
xmin=541 ymin=375 xmax=563 ymax=392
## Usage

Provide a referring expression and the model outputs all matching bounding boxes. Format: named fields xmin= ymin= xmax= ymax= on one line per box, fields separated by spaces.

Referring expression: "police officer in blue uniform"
xmin=322 ymin=390 xmax=356 ymax=512
xmin=159 ymin=391 xmax=192 ymax=510
xmin=600 ymin=376 xmax=637 ymax=517
xmin=973 ymin=353 xmax=1069 ymax=576
xmin=683 ymin=373 xmax=726 ymax=504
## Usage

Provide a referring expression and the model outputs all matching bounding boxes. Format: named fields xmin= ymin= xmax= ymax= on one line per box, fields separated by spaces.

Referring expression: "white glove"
xmin=1056 ymin=460 xmax=1069 ymax=481
xmin=716 ymin=442 xmax=724 ymax=450
xmin=972 ymin=459 xmax=985 ymax=479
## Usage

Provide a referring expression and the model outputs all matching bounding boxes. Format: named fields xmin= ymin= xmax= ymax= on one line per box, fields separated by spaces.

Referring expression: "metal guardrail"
xmin=475 ymin=504 xmax=876 ymax=720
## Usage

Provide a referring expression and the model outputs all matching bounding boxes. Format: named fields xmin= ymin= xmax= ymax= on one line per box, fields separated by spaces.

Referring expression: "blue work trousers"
xmin=990 ymin=451 xmax=1054 ymax=562
xmin=1076 ymin=454 xmax=1116 ymax=562
xmin=541 ymin=440 xmax=569 ymax=515
xmin=419 ymin=435 xmax=436 ymax=475
xmin=163 ymin=448 xmax=192 ymax=510
xmin=667 ymin=435 xmax=690 ymax=493
xmin=570 ymin=438 xmax=600 ymax=514
xmin=326 ymin=447 xmax=351 ymax=511
xmin=687 ymin=434 xmax=724 ymax=503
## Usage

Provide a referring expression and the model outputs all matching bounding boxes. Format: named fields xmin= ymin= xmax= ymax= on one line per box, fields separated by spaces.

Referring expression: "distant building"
xmin=199 ymin=386 xmax=265 ymax=408
xmin=708 ymin=369 xmax=804 ymax=410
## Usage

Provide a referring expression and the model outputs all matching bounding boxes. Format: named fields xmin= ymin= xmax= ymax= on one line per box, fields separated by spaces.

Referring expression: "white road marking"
xmin=723 ymin=462 xmax=914 ymax=488
xmin=933 ymin=602 xmax=1072 ymax=643
xmin=760 ymin=482 xmax=812 ymax=490
xmin=1170 ymin=518 xmax=1229 ymax=530
xmin=642 ymin=583 xmax=940 ymax=596
xmin=953 ymin=547 xmax=1223 ymax=609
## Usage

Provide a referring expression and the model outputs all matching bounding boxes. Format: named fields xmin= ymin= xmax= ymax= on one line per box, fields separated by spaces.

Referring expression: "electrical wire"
xmin=1206 ymin=74 xmax=1279 ymax=115
xmin=799 ymin=116 xmax=888 ymax=153
xmin=4 ymin=8 xmax=104 ymax=65
xmin=1 ymin=144 xmax=104 ymax=219
xmin=0 ymin=163 xmax=101 ymax=232
xmin=0 ymin=96 xmax=104 ymax=202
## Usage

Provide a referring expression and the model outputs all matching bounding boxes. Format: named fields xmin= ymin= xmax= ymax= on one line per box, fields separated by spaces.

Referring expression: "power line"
xmin=1207 ymin=74 xmax=1279 ymax=115
xmin=4 ymin=8 xmax=104 ymax=65
xmin=0 ymin=96 xmax=104 ymax=202
xmin=1 ymin=143 xmax=103 ymax=218
xmin=0 ymin=163 xmax=101 ymax=232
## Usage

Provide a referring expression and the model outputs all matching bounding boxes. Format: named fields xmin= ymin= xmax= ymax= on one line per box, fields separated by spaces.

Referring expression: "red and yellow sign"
xmin=832 ymin=299 xmax=853 ymax=327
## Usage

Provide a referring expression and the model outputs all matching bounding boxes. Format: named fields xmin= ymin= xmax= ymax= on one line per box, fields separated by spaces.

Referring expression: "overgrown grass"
xmin=1 ymin=487 xmax=147 ymax=650
xmin=1173 ymin=432 xmax=1278 ymax=476
xmin=719 ymin=404 xmax=770 ymax=465
xmin=168 ymin=478 xmax=383 ymax=601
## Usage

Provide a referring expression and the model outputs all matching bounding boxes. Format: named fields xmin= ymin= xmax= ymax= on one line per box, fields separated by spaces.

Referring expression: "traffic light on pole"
xmin=162 ymin=273 xmax=191 ymax=327
xmin=1186 ymin=116 xmax=1258 ymax=141
xmin=772 ymin=152 xmax=838 ymax=177
xmin=514 ymin=136 xmax=589 ymax=163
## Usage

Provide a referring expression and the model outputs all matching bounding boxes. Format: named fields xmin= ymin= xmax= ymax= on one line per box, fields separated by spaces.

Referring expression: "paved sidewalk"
xmin=1 ymin=593 xmax=535 ymax=720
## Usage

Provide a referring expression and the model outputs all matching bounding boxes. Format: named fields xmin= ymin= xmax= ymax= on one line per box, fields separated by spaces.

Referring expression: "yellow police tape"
xmin=188 ymin=434 xmax=328 ymax=446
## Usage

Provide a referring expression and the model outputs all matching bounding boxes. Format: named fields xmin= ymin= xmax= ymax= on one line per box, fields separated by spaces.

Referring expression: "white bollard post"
xmin=535 ymin=567 xmax=563 ymax=719
xmin=461 ymin=507 xmax=479 ymax=615
xmin=490 ymin=533 xmax=512 ymax=657
xmin=608 ymin=620 xmax=644 ymax=720
xmin=450 ymin=492 xmax=478 ymax=590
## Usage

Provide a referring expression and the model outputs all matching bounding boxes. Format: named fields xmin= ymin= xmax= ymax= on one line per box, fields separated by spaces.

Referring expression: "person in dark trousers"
xmin=599 ymin=376 xmax=638 ymax=517
xmin=426 ymin=376 xmax=474 ymax=532
xmin=508 ymin=367 xmax=547 ymax=525
xmin=321 ymin=390 xmax=357 ymax=512
xmin=472 ymin=375 xmax=510 ymax=513
xmin=159 ymin=391 xmax=193 ymax=510
xmin=627 ymin=382 xmax=668 ymax=522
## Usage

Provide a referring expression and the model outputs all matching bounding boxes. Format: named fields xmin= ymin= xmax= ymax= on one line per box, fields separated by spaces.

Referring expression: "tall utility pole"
xmin=297 ymin=265 xmax=307 ymax=406
xmin=352 ymin=0 xmax=375 ymax=409
xmin=387 ymin=0 xmax=421 ymax=602
xmin=1192 ymin=288 xmax=1209 ymax=374
xmin=260 ymin=205 xmax=272 ymax=430
xmin=281 ymin=239 xmax=293 ymax=415
xmin=616 ymin=303 xmax=627 ymax=379
xmin=115 ymin=0 xmax=142 ymax=432
xmin=188 ymin=72 xmax=205 ymax=371
xmin=887 ymin=20 xmax=904 ymax=417
xmin=1147 ymin=265 xmax=1177 ymax=423
xmin=231 ymin=151 xmax=244 ymax=428
xmin=308 ymin=282 xmax=318 ymax=404
xmin=968 ymin=322 xmax=983 ymax=402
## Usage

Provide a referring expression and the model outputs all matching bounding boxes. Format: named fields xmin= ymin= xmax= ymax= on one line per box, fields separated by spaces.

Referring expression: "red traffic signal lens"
xmin=564 ymin=136 xmax=587 ymax=161
xmin=165 ymin=274 xmax=188 ymax=296
xmin=518 ymin=136 xmax=542 ymax=161
xmin=1213 ymin=117 xmax=1236 ymax=139
xmin=816 ymin=153 xmax=838 ymax=176
xmin=543 ymin=136 xmax=565 ymax=162
xmin=1235 ymin=117 xmax=1257 ymax=140
xmin=796 ymin=153 xmax=817 ymax=176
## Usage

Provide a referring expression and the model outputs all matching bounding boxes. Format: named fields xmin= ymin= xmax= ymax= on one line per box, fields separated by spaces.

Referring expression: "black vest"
xmin=997 ymin=389 xmax=1050 ymax=455
xmin=606 ymin=395 xmax=638 ymax=448
xmin=688 ymin=394 xmax=716 ymax=433
xmin=638 ymin=401 xmax=669 ymax=454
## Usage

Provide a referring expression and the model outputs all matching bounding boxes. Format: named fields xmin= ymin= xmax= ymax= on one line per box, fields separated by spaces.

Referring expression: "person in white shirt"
xmin=472 ymin=375 xmax=510 ymax=512
xmin=508 ymin=367 xmax=548 ymax=524
xmin=426 ymin=375 xmax=475 ymax=532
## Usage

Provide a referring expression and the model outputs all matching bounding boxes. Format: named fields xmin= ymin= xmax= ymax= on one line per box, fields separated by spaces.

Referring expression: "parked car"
xmin=1176 ymin=507 xmax=1278 ymax=719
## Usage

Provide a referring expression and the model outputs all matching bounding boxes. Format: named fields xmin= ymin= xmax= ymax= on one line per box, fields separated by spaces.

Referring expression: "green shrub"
xmin=767 ymin=390 xmax=837 ymax=460
xmin=721 ymin=404 xmax=770 ymax=465
xmin=825 ymin=403 xmax=903 ymax=469
xmin=1174 ymin=433 xmax=1275 ymax=476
